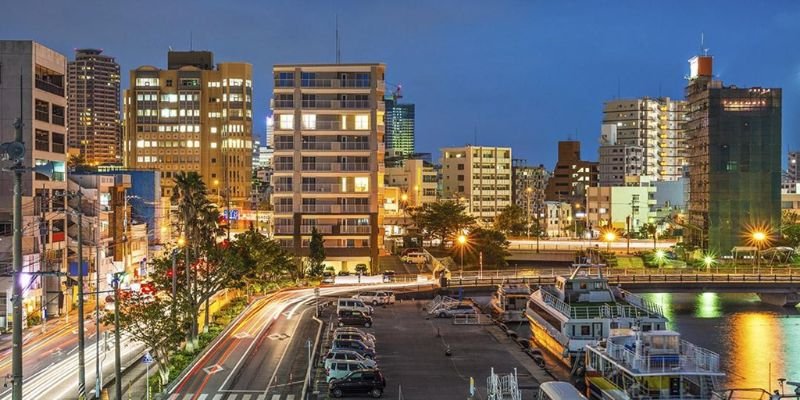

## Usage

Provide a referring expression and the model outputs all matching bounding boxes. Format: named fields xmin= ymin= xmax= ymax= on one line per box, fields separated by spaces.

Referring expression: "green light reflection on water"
xmin=696 ymin=292 xmax=721 ymax=318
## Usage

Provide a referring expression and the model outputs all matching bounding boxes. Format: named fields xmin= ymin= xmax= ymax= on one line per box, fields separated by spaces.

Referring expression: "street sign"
xmin=224 ymin=209 xmax=240 ymax=221
xmin=142 ymin=352 xmax=154 ymax=364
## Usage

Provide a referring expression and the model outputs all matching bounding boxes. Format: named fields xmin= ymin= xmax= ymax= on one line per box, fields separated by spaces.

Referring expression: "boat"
xmin=584 ymin=328 xmax=725 ymax=399
xmin=525 ymin=263 xmax=668 ymax=370
xmin=490 ymin=282 xmax=531 ymax=323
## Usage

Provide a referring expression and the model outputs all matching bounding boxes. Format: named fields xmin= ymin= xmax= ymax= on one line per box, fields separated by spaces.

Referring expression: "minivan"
xmin=353 ymin=291 xmax=388 ymax=306
xmin=337 ymin=298 xmax=373 ymax=315
xmin=326 ymin=360 xmax=375 ymax=383
xmin=331 ymin=339 xmax=376 ymax=358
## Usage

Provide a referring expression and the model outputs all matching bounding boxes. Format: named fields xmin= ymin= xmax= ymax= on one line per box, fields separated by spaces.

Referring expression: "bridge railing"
xmin=446 ymin=272 xmax=800 ymax=288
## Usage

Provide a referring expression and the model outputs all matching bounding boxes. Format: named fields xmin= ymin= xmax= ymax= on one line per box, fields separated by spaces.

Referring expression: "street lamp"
xmin=703 ymin=255 xmax=715 ymax=272
xmin=603 ymin=231 xmax=616 ymax=252
xmin=752 ymin=231 xmax=766 ymax=273
xmin=525 ymin=187 xmax=533 ymax=240
xmin=654 ymin=249 xmax=665 ymax=269
xmin=457 ymin=234 xmax=467 ymax=278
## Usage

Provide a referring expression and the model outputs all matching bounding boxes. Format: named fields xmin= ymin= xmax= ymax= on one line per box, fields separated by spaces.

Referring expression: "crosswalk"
xmin=167 ymin=393 xmax=297 ymax=400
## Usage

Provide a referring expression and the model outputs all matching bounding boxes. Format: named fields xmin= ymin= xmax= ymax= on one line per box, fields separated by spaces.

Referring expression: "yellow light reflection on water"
xmin=696 ymin=292 xmax=721 ymax=318
xmin=729 ymin=313 xmax=782 ymax=390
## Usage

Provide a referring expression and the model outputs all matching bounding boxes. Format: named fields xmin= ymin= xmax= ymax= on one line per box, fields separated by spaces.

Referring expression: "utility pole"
xmin=111 ymin=273 xmax=122 ymax=400
xmin=76 ymin=191 xmax=87 ymax=399
xmin=38 ymin=193 xmax=47 ymax=334
xmin=11 ymin=75 xmax=25 ymax=400
xmin=94 ymin=221 xmax=102 ymax=398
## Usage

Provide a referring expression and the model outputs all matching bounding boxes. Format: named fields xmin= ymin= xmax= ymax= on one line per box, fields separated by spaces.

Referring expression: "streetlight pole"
xmin=457 ymin=234 xmax=467 ymax=279
xmin=10 ymin=86 xmax=26 ymax=400
xmin=526 ymin=187 xmax=532 ymax=240
xmin=112 ymin=273 xmax=122 ymax=400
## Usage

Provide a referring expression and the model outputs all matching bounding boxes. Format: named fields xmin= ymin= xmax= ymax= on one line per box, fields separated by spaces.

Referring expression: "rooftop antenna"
xmin=335 ymin=14 xmax=341 ymax=64
xmin=700 ymin=32 xmax=709 ymax=56
xmin=473 ymin=125 xmax=477 ymax=146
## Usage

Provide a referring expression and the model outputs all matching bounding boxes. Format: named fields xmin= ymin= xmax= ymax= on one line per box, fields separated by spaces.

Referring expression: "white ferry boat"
xmin=584 ymin=328 xmax=724 ymax=399
xmin=525 ymin=263 xmax=668 ymax=369
xmin=490 ymin=283 xmax=531 ymax=323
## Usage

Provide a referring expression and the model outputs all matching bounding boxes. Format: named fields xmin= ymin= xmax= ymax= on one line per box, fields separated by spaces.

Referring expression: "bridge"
xmin=443 ymin=272 xmax=800 ymax=306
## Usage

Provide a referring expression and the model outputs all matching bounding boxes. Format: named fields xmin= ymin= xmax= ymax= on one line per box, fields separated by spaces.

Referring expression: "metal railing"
xmin=339 ymin=225 xmax=371 ymax=234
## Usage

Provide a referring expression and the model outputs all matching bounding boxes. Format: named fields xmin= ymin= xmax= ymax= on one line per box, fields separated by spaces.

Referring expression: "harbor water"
xmin=643 ymin=292 xmax=800 ymax=391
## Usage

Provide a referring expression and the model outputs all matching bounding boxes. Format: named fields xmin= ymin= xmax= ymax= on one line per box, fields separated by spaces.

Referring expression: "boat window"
xmin=641 ymin=323 xmax=651 ymax=332
xmin=610 ymin=321 xmax=619 ymax=329
xmin=579 ymin=282 xmax=588 ymax=289
xmin=580 ymin=325 xmax=590 ymax=336
xmin=594 ymin=282 xmax=605 ymax=289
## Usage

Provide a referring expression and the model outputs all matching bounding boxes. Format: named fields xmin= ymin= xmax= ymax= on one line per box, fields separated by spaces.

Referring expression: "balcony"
xmin=302 ymin=163 xmax=334 ymax=171
xmin=302 ymin=142 xmax=333 ymax=150
xmin=274 ymin=162 xmax=294 ymax=171
xmin=274 ymin=79 xmax=294 ymax=88
xmin=300 ymin=79 xmax=371 ymax=89
xmin=301 ymin=225 xmax=333 ymax=234
xmin=274 ymin=205 xmax=293 ymax=213
xmin=274 ymin=184 xmax=293 ymax=192
xmin=35 ymin=78 xmax=65 ymax=97
xmin=275 ymin=142 xmax=294 ymax=150
xmin=301 ymin=100 xmax=371 ymax=109
xmin=273 ymin=100 xmax=294 ymax=108
xmin=339 ymin=225 xmax=371 ymax=234
xmin=274 ymin=225 xmax=293 ymax=234
xmin=301 ymin=163 xmax=370 ymax=172
xmin=302 ymin=183 xmax=340 ymax=193
xmin=301 ymin=204 xmax=371 ymax=214
xmin=302 ymin=142 xmax=370 ymax=151
xmin=340 ymin=163 xmax=369 ymax=171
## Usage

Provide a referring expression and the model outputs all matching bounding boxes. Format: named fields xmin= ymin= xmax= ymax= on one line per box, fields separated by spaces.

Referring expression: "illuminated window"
xmin=160 ymin=109 xmax=177 ymax=118
xmin=279 ymin=114 xmax=294 ymax=130
xmin=354 ymin=177 xmax=369 ymax=192
xmin=210 ymin=127 xmax=217 ymax=134
xmin=341 ymin=177 xmax=348 ymax=192
xmin=302 ymin=114 xmax=316 ymax=130
xmin=355 ymin=115 xmax=369 ymax=130
xmin=228 ymin=78 xmax=243 ymax=86
xmin=160 ymin=94 xmax=177 ymax=103
xmin=136 ymin=140 xmax=144 ymax=148
xmin=341 ymin=115 xmax=347 ymax=130
xmin=135 ymin=77 xmax=158 ymax=87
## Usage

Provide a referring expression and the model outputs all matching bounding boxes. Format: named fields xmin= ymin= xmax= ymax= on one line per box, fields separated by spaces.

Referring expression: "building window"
xmin=354 ymin=177 xmax=369 ymax=192
xmin=355 ymin=115 xmax=369 ymax=130
xmin=51 ymin=132 xmax=65 ymax=153
xmin=35 ymin=129 xmax=49 ymax=152
xmin=302 ymin=114 xmax=316 ymax=130
xmin=279 ymin=114 xmax=294 ymax=130
xmin=35 ymin=99 xmax=49 ymax=122
xmin=135 ymin=77 xmax=159 ymax=87
xmin=51 ymin=104 xmax=65 ymax=126
xmin=457 ymin=164 xmax=464 ymax=170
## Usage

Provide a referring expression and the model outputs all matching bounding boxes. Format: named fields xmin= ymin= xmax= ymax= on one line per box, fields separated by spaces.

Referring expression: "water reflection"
xmin=643 ymin=292 xmax=800 ymax=390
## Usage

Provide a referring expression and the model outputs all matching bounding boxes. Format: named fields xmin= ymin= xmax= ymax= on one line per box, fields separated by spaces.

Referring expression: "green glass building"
xmin=685 ymin=55 xmax=782 ymax=254
xmin=384 ymin=97 xmax=415 ymax=159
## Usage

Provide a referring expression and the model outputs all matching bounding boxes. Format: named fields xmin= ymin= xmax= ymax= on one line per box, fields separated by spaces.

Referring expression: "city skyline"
xmin=2 ymin=1 xmax=799 ymax=168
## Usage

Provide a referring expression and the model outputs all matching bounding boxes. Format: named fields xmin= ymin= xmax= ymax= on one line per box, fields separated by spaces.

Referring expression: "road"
xmin=167 ymin=282 xmax=432 ymax=400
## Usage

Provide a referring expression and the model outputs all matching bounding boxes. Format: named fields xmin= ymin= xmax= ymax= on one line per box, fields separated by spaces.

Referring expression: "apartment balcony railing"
xmin=302 ymin=142 xmax=333 ymax=150
xmin=300 ymin=225 xmax=333 ymax=234
xmin=301 ymin=99 xmax=371 ymax=109
xmin=274 ymin=225 xmax=293 ymax=234
xmin=302 ymin=142 xmax=370 ymax=151
xmin=300 ymin=79 xmax=371 ymax=89
xmin=338 ymin=142 xmax=370 ymax=150
xmin=274 ymin=184 xmax=293 ymax=192
xmin=302 ymin=204 xmax=333 ymax=213
xmin=274 ymin=142 xmax=294 ymax=150
xmin=302 ymin=183 xmax=340 ymax=193
xmin=340 ymin=163 xmax=369 ymax=171
xmin=273 ymin=100 xmax=294 ymax=108
xmin=35 ymin=79 xmax=65 ymax=97
xmin=302 ymin=163 xmax=334 ymax=171
xmin=274 ymin=205 xmax=294 ymax=213
xmin=339 ymin=225 xmax=371 ymax=234
xmin=274 ymin=79 xmax=294 ymax=88
xmin=302 ymin=163 xmax=369 ymax=172
xmin=274 ymin=163 xmax=294 ymax=171
xmin=301 ymin=204 xmax=371 ymax=214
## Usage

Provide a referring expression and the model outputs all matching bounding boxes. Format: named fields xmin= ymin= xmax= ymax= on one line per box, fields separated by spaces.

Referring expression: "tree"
xmin=494 ymin=205 xmax=527 ymax=235
xmin=452 ymin=228 xmax=511 ymax=267
xmin=781 ymin=210 xmax=800 ymax=248
xmin=232 ymin=227 xmax=295 ymax=291
xmin=411 ymin=201 xmax=476 ymax=247
xmin=307 ymin=227 xmax=326 ymax=277
xmin=641 ymin=223 xmax=658 ymax=249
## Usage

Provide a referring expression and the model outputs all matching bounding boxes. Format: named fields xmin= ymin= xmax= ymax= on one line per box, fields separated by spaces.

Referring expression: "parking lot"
xmin=314 ymin=298 xmax=543 ymax=399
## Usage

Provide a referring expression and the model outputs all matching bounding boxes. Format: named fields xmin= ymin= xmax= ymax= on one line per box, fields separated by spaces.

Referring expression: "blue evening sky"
xmin=3 ymin=0 xmax=799 ymax=167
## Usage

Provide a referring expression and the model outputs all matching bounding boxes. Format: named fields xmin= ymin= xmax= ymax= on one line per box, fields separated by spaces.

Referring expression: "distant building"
xmin=598 ymin=124 xmax=645 ymax=186
xmin=271 ymin=63 xmax=386 ymax=272
xmin=601 ymin=97 xmax=687 ymax=182
xmin=68 ymin=49 xmax=121 ymax=165
xmin=441 ymin=145 xmax=512 ymax=225
xmin=124 ymin=50 xmax=254 ymax=215
xmin=543 ymin=201 xmax=572 ymax=238
xmin=545 ymin=141 xmax=598 ymax=211
xmin=384 ymin=96 xmax=414 ymax=159
xmin=783 ymin=151 xmax=799 ymax=193
xmin=385 ymin=158 xmax=438 ymax=208
xmin=587 ymin=186 xmax=655 ymax=234
xmin=0 ymin=40 xmax=69 ymax=322
xmin=511 ymin=160 xmax=549 ymax=222
xmin=685 ymin=54 xmax=782 ymax=253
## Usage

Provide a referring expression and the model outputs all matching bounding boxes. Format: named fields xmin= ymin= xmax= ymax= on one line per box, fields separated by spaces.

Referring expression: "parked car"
xmin=322 ymin=272 xmax=335 ymax=284
xmin=353 ymin=291 xmax=389 ymax=306
xmin=337 ymin=310 xmax=373 ymax=328
xmin=401 ymin=252 xmax=427 ymax=264
xmin=329 ymin=369 xmax=386 ymax=398
xmin=324 ymin=349 xmax=377 ymax=371
xmin=334 ymin=332 xmax=376 ymax=348
xmin=400 ymin=247 xmax=422 ymax=256
xmin=331 ymin=339 xmax=376 ymax=359
xmin=326 ymin=360 xmax=375 ymax=383
xmin=436 ymin=304 xmax=478 ymax=318
xmin=337 ymin=298 xmax=373 ymax=315
xmin=334 ymin=327 xmax=376 ymax=343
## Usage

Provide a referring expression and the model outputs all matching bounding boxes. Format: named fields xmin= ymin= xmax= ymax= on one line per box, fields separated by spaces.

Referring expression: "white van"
xmin=337 ymin=298 xmax=373 ymax=315
xmin=402 ymin=252 xmax=427 ymax=264
xmin=537 ymin=382 xmax=587 ymax=400
xmin=353 ymin=291 xmax=389 ymax=306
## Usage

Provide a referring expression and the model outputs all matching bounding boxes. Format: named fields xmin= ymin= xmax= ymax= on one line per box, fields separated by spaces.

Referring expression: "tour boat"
xmin=489 ymin=282 xmax=531 ymax=323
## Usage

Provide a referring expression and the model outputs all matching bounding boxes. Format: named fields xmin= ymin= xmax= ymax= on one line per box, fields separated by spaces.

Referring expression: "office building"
xmin=384 ymin=96 xmax=414 ymax=159
xmin=685 ymin=54 xmax=782 ymax=253
xmin=545 ymin=141 xmax=598 ymax=205
xmin=783 ymin=151 xmax=800 ymax=193
xmin=68 ymin=49 xmax=121 ymax=165
xmin=441 ymin=145 xmax=512 ymax=225
xmin=511 ymin=160 xmax=549 ymax=220
xmin=123 ymin=51 xmax=254 ymax=216
xmin=271 ymin=63 xmax=386 ymax=272
xmin=385 ymin=157 xmax=438 ymax=208
xmin=602 ymin=97 xmax=687 ymax=181
xmin=0 ymin=40 xmax=69 ymax=323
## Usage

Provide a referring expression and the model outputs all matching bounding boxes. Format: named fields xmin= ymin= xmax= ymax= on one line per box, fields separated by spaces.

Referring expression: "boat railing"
xmin=537 ymin=290 xmax=572 ymax=318
xmin=600 ymin=340 xmax=721 ymax=374
xmin=617 ymin=288 xmax=665 ymax=317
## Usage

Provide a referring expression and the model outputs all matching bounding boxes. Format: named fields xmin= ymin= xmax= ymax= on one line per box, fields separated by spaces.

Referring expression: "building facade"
xmin=123 ymin=51 xmax=254 ymax=214
xmin=601 ymin=97 xmax=687 ymax=181
xmin=68 ymin=49 xmax=121 ymax=165
xmin=587 ymin=186 xmax=655 ymax=234
xmin=384 ymin=97 xmax=414 ymax=159
xmin=0 ymin=40 xmax=69 ymax=323
xmin=598 ymin=123 xmax=645 ymax=186
xmin=784 ymin=151 xmax=799 ymax=193
xmin=685 ymin=55 xmax=782 ymax=253
xmin=271 ymin=63 xmax=386 ymax=272
xmin=511 ymin=160 xmax=549 ymax=221
xmin=543 ymin=201 xmax=572 ymax=238
xmin=545 ymin=141 xmax=598 ymax=206
xmin=385 ymin=158 xmax=438 ymax=208
xmin=441 ymin=146 xmax=512 ymax=225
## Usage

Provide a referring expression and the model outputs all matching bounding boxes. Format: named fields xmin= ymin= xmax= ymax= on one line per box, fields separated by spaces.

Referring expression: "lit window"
xmin=136 ymin=140 xmax=144 ymax=148
xmin=161 ymin=94 xmax=177 ymax=103
xmin=279 ymin=114 xmax=294 ymax=130
xmin=135 ymin=77 xmax=158 ymax=87
xmin=355 ymin=115 xmax=369 ymax=130
xmin=341 ymin=177 xmax=348 ymax=192
xmin=302 ymin=114 xmax=316 ymax=130
xmin=211 ymin=142 xmax=218 ymax=149
xmin=341 ymin=115 xmax=347 ymax=130
xmin=160 ymin=109 xmax=177 ymax=118
xmin=354 ymin=177 xmax=369 ymax=192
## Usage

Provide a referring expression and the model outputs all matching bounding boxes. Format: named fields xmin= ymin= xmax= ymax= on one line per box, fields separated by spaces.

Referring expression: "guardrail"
xmin=446 ymin=272 xmax=800 ymax=288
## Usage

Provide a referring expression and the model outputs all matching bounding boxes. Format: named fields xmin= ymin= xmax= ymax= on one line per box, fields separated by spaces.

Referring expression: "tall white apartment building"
xmin=441 ymin=145 xmax=512 ymax=225
xmin=271 ymin=63 xmax=386 ymax=272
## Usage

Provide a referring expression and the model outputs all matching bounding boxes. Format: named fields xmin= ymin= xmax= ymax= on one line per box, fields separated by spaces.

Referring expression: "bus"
xmin=538 ymin=382 xmax=588 ymax=400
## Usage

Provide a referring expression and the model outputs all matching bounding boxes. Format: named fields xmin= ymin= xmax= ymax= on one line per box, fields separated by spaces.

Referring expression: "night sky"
xmin=3 ymin=1 xmax=799 ymax=167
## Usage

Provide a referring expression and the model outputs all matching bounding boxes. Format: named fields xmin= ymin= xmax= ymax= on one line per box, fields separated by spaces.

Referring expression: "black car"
xmin=338 ymin=310 xmax=373 ymax=328
xmin=329 ymin=369 xmax=386 ymax=398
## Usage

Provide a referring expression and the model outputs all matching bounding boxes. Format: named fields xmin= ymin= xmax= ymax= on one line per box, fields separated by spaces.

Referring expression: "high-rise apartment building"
xmin=784 ymin=151 xmax=800 ymax=193
xmin=511 ymin=160 xmax=549 ymax=219
xmin=68 ymin=49 xmax=121 ymax=165
xmin=123 ymin=51 xmax=254 ymax=213
xmin=598 ymin=123 xmax=645 ymax=186
xmin=685 ymin=54 xmax=782 ymax=253
xmin=545 ymin=141 xmax=598 ymax=204
xmin=602 ymin=97 xmax=687 ymax=181
xmin=0 ymin=40 xmax=69 ymax=321
xmin=441 ymin=146 xmax=512 ymax=225
xmin=384 ymin=96 xmax=414 ymax=159
xmin=271 ymin=63 xmax=386 ymax=272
